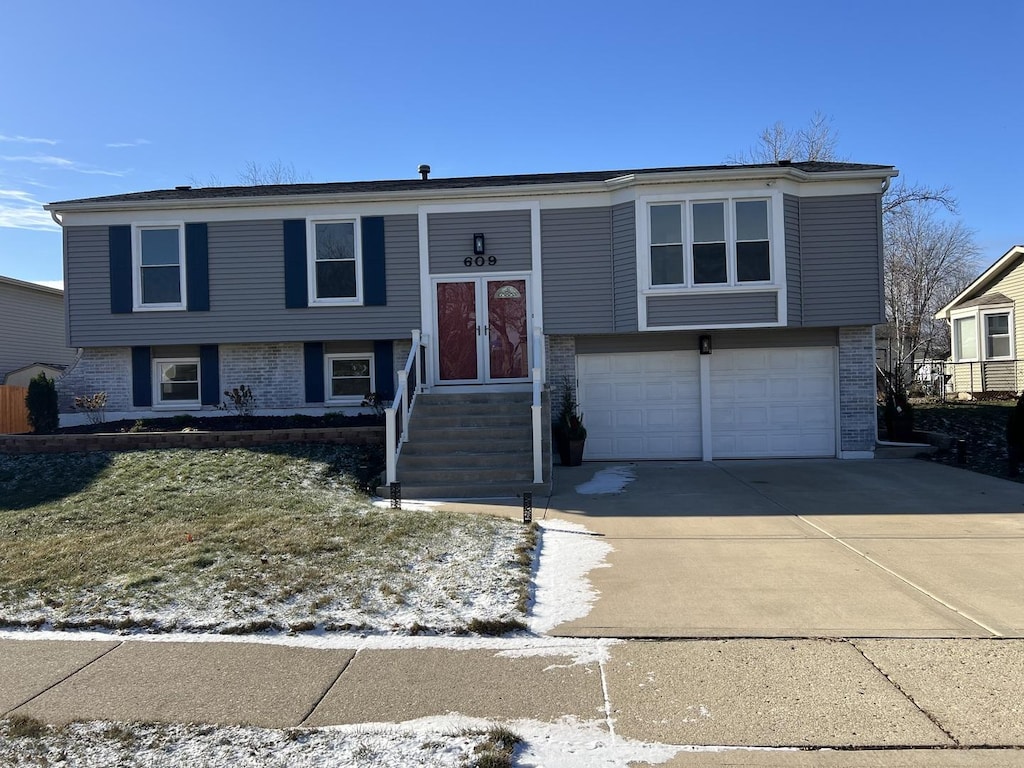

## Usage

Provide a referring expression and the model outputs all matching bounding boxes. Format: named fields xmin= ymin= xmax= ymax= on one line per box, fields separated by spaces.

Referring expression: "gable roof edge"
xmin=935 ymin=245 xmax=1024 ymax=320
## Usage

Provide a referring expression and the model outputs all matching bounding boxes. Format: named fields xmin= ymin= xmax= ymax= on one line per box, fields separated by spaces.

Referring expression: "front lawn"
xmin=0 ymin=445 xmax=533 ymax=634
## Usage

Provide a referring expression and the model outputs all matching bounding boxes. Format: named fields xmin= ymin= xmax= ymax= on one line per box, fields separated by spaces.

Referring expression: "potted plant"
xmin=553 ymin=379 xmax=587 ymax=466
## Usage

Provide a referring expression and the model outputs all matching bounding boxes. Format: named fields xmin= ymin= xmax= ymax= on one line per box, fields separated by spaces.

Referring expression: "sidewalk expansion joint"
xmin=847 ymin=639 xmax=960 ymax=747
xmin=297 ymin=650 xmax=355 ymax=727
xmin=6 ymin=640 xmax=123 ymax=716
xmin=598 ymin=658 xmax=616 ymax=744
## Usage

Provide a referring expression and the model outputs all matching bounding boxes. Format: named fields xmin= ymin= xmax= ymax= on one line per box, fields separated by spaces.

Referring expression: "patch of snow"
xmin=575 ymin=465 xmax=636 ymax=495
xmin=370 ymin=498 xmax=443 ymax=512
xmin=528 ymin=520 xmax=612 ymax=634
xmin=0 ymin=714 xmax=804 ymax=768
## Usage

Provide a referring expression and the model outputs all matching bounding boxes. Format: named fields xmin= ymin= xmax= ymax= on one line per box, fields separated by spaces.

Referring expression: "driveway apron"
xmin=544 ymin=459 xmax=1024 ymax=638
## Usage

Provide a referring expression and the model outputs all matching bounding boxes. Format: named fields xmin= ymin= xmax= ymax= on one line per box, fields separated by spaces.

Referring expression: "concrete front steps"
xmin=380 ymin=390 xmax=551 ymax=499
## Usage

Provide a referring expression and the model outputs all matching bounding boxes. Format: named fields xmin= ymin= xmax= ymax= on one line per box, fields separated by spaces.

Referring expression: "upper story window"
xmin=309 ymin=219 xmax=362 ymax=305
xmin=153 ymin=358 xmax=200 ymax=407
xmin=952 ymin=308 xmax=1014 ymax=362
xmin=133 ymin=224 xmax=186 ymax=310
xmin=647 ymin=198 xmax=772 ymax=289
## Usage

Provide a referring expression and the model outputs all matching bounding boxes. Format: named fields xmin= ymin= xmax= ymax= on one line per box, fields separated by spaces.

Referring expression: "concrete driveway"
xmin=543 ymin=459 xmax=1024 ymax=638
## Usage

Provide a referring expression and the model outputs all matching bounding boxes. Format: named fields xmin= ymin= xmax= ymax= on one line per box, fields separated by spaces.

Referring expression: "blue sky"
xmin=1 ymin=0 xmax=1021 ymax=286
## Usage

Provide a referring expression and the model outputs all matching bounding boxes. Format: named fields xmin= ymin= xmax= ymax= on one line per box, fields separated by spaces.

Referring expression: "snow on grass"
xmin=575 ymin=465 xmax=636 ymax=495
xmin=0 ymin=714 xmax=807 ymax=767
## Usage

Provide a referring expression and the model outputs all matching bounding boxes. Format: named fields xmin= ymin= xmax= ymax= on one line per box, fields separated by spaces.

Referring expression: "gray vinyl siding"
xmin=0 ymin=281 xmax=76 ymax=379
xmin=646 ymin=292 xmax=778 ymax=328
xmin=541 ymin=207 xmax=614 ymax=334
xmin=575 ymin=327 xmax=837 ymax=355
xmin=612 ymin=202 xmax=638 ymax=332
xmin=64 ymin=216 xmax=420 ymax=347
xmin=428 ymin=210 xmax=532 ymax=274
xmin=800 ymin=194 xmax=885 ymax=325
xmin=784 ymin=194 xmax=802 ymax=325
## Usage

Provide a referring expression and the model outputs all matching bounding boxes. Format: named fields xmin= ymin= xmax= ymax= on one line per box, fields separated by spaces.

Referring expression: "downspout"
xmin=50 ymin=210 xmax=63 ymax=227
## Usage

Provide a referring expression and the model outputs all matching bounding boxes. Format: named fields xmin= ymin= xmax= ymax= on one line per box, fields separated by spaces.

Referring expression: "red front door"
xmin=435 ymin=277 xmax=530 ymax=383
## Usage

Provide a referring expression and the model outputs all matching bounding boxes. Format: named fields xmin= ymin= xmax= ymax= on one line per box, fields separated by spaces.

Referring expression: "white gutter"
xmin=49 ymin=210 xmax=62 ymax=227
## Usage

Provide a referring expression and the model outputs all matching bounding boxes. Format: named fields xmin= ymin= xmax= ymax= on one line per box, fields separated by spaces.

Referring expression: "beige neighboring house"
xmin=936 ymin=245 xmax=1024 ymax=396
xmin=0 ymin=275 xmax=78 ymax=386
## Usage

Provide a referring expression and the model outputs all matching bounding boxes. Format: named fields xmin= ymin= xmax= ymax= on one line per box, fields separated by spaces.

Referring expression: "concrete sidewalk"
xmin=3 ymin=636 xmax=1024 ymax=761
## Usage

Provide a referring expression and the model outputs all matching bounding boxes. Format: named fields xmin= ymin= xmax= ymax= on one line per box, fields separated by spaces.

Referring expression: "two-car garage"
xmin=577 ymin=343 xmax=837 ymax=460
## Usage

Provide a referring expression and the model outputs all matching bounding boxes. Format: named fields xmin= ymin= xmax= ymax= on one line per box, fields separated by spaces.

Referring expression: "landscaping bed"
xmin=0 ymin=445 xmax=533 ymax=635
xmin=59 ymin=412 xmax=381 ymax=434
xmin=909 ymin=399 xmax=1020 ymax=482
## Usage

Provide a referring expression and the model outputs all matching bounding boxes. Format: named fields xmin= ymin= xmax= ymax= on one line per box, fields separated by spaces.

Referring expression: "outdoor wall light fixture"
xmin=699 ymin=335 xmax=713 ymax=355
xmin=473 ymin=233 xmax=486 ymax=255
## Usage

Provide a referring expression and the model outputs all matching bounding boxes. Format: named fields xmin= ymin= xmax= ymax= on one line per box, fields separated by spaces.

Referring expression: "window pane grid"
xmin=327 ymin=356 xmax=372 ymax=401
xmin=138 ymin=227 xmax=182 ymax=306
xmin=313 ymin=221 xmax=358 ymax=300
xmin=156 ymin=360 xmax=199 ymax=404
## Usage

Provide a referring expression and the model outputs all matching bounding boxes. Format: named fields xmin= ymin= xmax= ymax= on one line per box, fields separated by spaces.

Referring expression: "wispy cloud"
xmin=0 ymin=134 xmax=58 ymax=145
xmin=0 ymin=188 xmax=60 ymax=231
xmin=106 ymin=138 xmax=151 ymax=148
xmin=1 ymin=154 xmax=128 ymax=177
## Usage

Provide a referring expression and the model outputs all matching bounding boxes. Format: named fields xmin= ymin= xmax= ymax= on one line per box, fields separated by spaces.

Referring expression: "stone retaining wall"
xmin=0 ymin=427 xmax=384 ymax=455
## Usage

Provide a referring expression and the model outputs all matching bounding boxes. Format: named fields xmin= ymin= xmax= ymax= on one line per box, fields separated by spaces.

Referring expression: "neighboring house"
xmin=46 ymin=160 xmax=894 ymax=476
xmin=935 ymin=245 xmax=1024 ymax=396
xmin=0 ymin=275 xmax=78 ymax=386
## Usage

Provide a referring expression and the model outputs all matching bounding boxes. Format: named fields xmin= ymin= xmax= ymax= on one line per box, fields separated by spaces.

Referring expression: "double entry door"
xmin=434 ymin=275 xmax=531 ymax=384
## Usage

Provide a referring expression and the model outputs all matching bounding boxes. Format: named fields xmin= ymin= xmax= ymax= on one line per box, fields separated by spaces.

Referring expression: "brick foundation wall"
xmin=0 ymin=426 xmax=383 ymax=455
xmin=220 ymin=342 xmax=304 ymax=410
xmin=57 ymin=348 xmax=131 ymax=413
xmin=838 ymin=325 xmax=877 ymax=453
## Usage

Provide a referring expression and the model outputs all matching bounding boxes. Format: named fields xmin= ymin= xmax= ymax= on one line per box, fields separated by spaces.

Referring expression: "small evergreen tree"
xmin=25 ymin=372 xmax=59 ymax=434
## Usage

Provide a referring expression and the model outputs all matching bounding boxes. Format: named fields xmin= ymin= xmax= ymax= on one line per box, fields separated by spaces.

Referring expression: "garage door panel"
xmin=711 ymin=347 xmax=836 ymax=459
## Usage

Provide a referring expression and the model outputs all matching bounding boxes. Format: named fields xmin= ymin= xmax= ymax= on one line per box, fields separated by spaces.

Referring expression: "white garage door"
xmin=710 ymin=348 xmax=836 ymax=458
xmin=576 ymin=347 xmax=836 ymax=460
xmin=577 ymin=351 xmax=701 ymax=460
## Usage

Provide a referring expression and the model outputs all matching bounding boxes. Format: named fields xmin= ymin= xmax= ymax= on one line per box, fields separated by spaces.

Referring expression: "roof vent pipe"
xmin=777 ymin=159 xmax=791 ymax=166
xmin=418 ymin=164 xmax=430 ymax=180
xmin=175 ymin=185 xmax=192 ymax=190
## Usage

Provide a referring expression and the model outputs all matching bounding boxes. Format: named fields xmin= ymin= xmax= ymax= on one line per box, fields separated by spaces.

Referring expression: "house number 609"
xmin=464 ymin=256 xmax=497 ymax=267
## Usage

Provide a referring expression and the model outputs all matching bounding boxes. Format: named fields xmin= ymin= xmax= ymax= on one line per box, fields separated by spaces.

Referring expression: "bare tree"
xmin=727 ymin=110 xmax=842 ymax=164
xmin=883 ymin=205 xmax=979 ymax=392
xmin=238 ymin=160 xmax=311 ymax=186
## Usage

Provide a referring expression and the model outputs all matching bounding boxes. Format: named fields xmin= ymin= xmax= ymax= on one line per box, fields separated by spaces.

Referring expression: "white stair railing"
xmin=385 ymin=330 xmax=428 ymax=485
xmin=531 ymin=326 xmax=545 ymax=484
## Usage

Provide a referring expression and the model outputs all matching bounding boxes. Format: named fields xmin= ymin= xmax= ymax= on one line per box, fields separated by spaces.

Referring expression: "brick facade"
xmin=545 ymin=334 xmax=577 ymax=417
xmin=219 ymin=342 xmax=304 ymax=410
xmin=57 ymin=347 xmax=131 ymax=413
xmin=838 ymin=325 xmax=877 ymax=454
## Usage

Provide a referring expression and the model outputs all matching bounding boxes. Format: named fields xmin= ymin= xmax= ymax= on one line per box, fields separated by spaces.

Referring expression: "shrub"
xmin=73 ymin=392 xmax=108 ymax=425
xmin=25 ymin=372 xmax=59 ymax=434
xmin=221 ymin=384 xmax=257 ymax=418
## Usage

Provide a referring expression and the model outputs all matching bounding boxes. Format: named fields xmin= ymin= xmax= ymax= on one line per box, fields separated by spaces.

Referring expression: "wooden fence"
xmin=0 ymin=386 xmax=31 ymax=434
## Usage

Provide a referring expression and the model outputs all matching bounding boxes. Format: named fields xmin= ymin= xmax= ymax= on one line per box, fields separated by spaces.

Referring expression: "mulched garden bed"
xmin=907 ymin=398 xmax=1021 ymax=482
xmin=60 ymin=412 xmax=383 ymax=435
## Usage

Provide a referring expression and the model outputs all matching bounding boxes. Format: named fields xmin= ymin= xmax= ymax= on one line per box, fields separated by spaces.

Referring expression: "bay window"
xmin=647 ymin=197 xmax=772 ymax=288
xmin=952 ymin=309 xmax=1014 ymax=362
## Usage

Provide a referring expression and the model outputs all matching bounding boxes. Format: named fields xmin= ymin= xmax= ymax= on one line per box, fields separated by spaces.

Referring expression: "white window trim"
xmin=639 ymin=193 xmax=778 ymax=293
xmin=152 ymin=357 xmax=201 ymax=409
xmin=307 ymin=217 xmax=363 ymax=306
xmin=132 ymin=222 xmax=187 ymax=311
xmin=325 ymin=352 xmax=375 ymax=404
xmin=951 ymin=306 xmax=1015 ymax=362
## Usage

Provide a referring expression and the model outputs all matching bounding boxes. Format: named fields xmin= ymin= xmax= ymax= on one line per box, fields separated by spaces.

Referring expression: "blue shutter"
xmin=200 ymin=344 xmax=219 ymax=406
xmin=304 ymin=342 xmax=324 ymax=403
xmin=131 ymin=346 xmax=152 ymax=407
xmin=186 ymin=223 xmax=210 ymax=312
xmin=284 ymin=220 xmax=308 ymax=309
xmin=362 ymin=217 xmax=386 ymax=306
xmin=109 ymin=226 xmax=133 ymax=314
xmin=373 ymin=340 xmax=394 ymax=400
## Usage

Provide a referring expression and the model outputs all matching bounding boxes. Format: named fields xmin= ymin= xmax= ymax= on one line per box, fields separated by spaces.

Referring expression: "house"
xmin=935 ymin=245 xmax=1024 ymax=396
xmin=46 ymin=160 xmax=895 ymax=492
xmin=0 ymin=275 xmax=78 ymax=386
